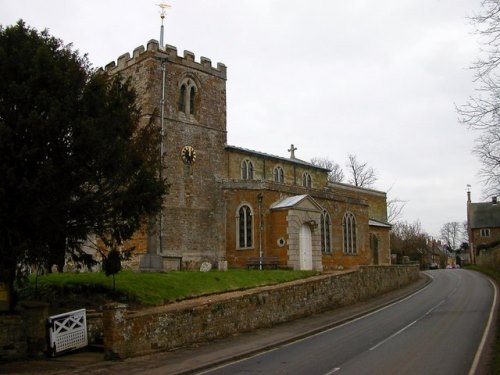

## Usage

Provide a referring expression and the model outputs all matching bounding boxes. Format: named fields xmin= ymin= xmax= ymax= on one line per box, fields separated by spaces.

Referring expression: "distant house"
xmin=466 ymin=192 xmax=500 ymax=262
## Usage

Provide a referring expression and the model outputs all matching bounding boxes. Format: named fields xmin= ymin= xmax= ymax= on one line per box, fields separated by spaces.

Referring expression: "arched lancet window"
xmin=179 ymin=84 xmax=186 ymax=112
xmin=241 ymin=159 xmax=254 ymax=180
xmin=237 ymin=204 xmax=253 ymax=248
xmin=178 ymin=78 xmax=197 ymax=115
xmin=302 ymin=172 xmax=312 ymax=188
xmin=189 ymin=86 xmax=196 ymax=115
xmin=320 ymin=210 xmax=331 ymax=253
xmin=273 ymin=166 xmax=284 ymax=183
xmin=343 ymin=212 xmax=357 ymax=254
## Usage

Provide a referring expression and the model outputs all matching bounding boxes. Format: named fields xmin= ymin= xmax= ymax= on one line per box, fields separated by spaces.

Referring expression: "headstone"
xmin=218 ymin=260 xmax=228 ymax=271
xmin=200 ymin=262 xmax=212 ymax=272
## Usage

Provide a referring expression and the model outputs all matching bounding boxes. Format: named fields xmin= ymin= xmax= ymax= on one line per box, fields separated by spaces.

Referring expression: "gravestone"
xmin=200 ymin=262 xmax=212 ymax=272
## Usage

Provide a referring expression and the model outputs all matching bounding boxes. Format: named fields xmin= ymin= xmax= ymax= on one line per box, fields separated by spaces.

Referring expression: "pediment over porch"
xmin=270 ymin=194 xmax=323 ymax=213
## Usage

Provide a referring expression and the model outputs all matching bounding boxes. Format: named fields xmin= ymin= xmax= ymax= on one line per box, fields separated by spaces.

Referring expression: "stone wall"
xmin=477 ymin=244 xmax=500 ymax=270
xmin=0 ymin=302 xmax=48 ymax=361
xmin=103 ymin=265 xmax=419 ymax=359
xmin=0 ymin=315 xmax=26 ymax=360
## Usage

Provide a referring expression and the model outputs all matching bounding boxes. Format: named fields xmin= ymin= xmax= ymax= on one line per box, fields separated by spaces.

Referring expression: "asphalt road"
xmin=200 ymin=269 xmax=496 ymax=375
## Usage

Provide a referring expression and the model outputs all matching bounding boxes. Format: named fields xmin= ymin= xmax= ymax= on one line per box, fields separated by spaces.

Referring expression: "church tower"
xmin=105 ymin=38 xmax=228 ymax=268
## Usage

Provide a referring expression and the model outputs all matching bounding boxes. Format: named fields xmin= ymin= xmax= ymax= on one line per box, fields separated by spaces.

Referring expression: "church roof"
xmin=469 ymin=201 xmax=500 ymax=229
xmin=225 ymin=145 xmax=330 ymax=171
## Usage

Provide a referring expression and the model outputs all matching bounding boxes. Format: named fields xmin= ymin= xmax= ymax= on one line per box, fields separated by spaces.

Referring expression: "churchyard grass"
xmin=25 ymin=269 xmax=319 ymax=306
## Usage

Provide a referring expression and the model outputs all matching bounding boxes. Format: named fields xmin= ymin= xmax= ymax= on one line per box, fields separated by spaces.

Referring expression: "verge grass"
xmin=466 ymin=264 xmax=500 ymax=375
xmin=25 ymin=269 xmax=319 ymax=306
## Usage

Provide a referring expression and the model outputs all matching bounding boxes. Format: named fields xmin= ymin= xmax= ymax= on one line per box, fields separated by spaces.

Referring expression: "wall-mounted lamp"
xmin=308 ymin=220 xmax=318 ymax=230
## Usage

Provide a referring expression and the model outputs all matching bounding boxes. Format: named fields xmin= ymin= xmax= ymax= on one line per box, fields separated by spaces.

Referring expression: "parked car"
xmin=429 ymin=262 xmax=439 ymax=270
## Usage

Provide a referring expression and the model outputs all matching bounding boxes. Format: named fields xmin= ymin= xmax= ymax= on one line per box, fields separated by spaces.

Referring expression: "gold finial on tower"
xmin=157 ymin=2 xmax=171 ymax=48
xmin=158 ymin=1 xmax=171 ymax=20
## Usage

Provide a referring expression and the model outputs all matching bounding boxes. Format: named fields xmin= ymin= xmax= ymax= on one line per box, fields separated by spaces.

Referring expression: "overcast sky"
xmin=1 ymin=0 xmax=487 ymax=238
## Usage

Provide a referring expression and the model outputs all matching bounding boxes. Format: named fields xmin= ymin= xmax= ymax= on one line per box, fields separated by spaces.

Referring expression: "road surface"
xmin=200 ymin=269 xmax=496 ymax=375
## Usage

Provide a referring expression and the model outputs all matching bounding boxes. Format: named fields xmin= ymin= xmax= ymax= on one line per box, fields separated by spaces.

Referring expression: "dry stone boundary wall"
xmin=103 ymin=265 xmax=419 ymax=359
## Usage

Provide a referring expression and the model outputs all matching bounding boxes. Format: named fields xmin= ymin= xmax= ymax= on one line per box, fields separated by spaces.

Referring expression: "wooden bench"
xmin=246 ymin=256 xmax=279 ymax=270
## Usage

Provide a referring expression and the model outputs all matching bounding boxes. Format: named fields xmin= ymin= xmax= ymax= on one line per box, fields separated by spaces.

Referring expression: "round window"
xmin=277 ymin=237 xmax=286 ymax=247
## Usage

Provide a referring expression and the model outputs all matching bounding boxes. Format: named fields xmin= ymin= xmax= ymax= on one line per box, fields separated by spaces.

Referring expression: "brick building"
xmin=105 ymin=40 xmax=392 ymax=271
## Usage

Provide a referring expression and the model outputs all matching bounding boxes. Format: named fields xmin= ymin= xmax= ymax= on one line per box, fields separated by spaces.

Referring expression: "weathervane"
xmin=157 ymin=2 xmax=171 ymax=48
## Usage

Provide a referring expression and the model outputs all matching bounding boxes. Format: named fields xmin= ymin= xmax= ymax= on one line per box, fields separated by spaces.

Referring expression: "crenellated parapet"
xmin=104 ymin=39 xmax=227 ymax=79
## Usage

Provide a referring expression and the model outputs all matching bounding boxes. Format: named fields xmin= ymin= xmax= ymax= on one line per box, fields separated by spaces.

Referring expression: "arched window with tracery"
xmin=273 ymin=166 xmax=284 ymax=183
xmin=320 ymin=210 xmax=332 ymax=253
xmin=241 ymin=159 xmax=254 ymax=180
xmin=343 ymin=212 xmax=357 ymax=254
xmin=237 ymin=204 xmax=253 ymax=249
xmin=302 ymin=172 xmax=312 ymax=188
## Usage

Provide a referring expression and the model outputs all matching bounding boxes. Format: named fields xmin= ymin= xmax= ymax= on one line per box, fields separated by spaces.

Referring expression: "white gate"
xmin=48 ymin=308 xmax=88 ymax=356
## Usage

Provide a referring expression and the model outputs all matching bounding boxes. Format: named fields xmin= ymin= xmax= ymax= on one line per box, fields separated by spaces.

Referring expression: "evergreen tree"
xmin=0 ymin=21 xmax=167 ymax=309
xmin=102 ymin=248 xmax=122 ymax=291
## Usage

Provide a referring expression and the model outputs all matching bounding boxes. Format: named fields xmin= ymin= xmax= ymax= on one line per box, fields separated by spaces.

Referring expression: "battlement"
xmin=104 ymin=39 xmax=227 ymax=79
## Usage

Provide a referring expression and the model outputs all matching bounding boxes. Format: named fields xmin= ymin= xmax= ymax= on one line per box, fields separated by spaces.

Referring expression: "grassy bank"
xmin=22 ymin=269 xmax=319 ymax=307
xmin=467 ymin=265 xmax=500 ymax=375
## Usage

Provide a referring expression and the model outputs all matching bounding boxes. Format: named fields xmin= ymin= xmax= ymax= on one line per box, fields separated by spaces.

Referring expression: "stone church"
xmin=104 ymin=39 xmax=392 ymax=271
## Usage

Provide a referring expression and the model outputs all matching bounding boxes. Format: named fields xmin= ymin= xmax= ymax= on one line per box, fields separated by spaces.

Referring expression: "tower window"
xmin=179 ymin=84 xmax=186 ymax=112
xmin=178 ymin=78 xmax=197 ymax=116
xmin=190 ymin=86 xmax=196 ymax=115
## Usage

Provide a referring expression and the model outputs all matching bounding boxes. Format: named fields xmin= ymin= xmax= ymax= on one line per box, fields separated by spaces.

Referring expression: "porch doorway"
xmin=299 ymin=224 xmax=313 ymax=270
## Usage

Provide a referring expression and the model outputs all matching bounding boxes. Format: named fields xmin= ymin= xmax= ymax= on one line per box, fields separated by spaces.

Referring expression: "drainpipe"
xmin=257 ymin=193 xmax=264 ymax=270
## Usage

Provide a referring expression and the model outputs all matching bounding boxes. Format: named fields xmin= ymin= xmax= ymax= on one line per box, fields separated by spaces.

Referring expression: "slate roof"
xmin=270 ymin=195 xmax=309 ymax=209
xmin=225 ymin=145 xmax=330 ymax=171
xmin=369 ymin=218 xmax=392 ymax=228
xmin=469 ymin=201 xmax=500 ymax=228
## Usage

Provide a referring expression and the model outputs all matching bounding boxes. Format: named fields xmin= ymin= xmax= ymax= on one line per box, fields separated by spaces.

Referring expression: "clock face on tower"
xmin=181 ymin=145 xmax=196 ymax=164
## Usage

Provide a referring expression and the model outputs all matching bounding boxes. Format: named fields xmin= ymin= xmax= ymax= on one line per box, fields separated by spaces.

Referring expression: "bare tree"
xmin=310 ymin=157 xmax=345 ymax=183
xmin=346 ymin=154 xmax=377 ymax=188
xmin=440 ymin=221 xmax=467 ymax=251
xmin=387 ymin=197 xmax=407 ymax=223
xmin=385 ymin=185 xmax=407 ymax=223
xmin=458 ymin=0 xmax=500 ymax=197
xmin=390 ymin=220 xmax=428 ymax=261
